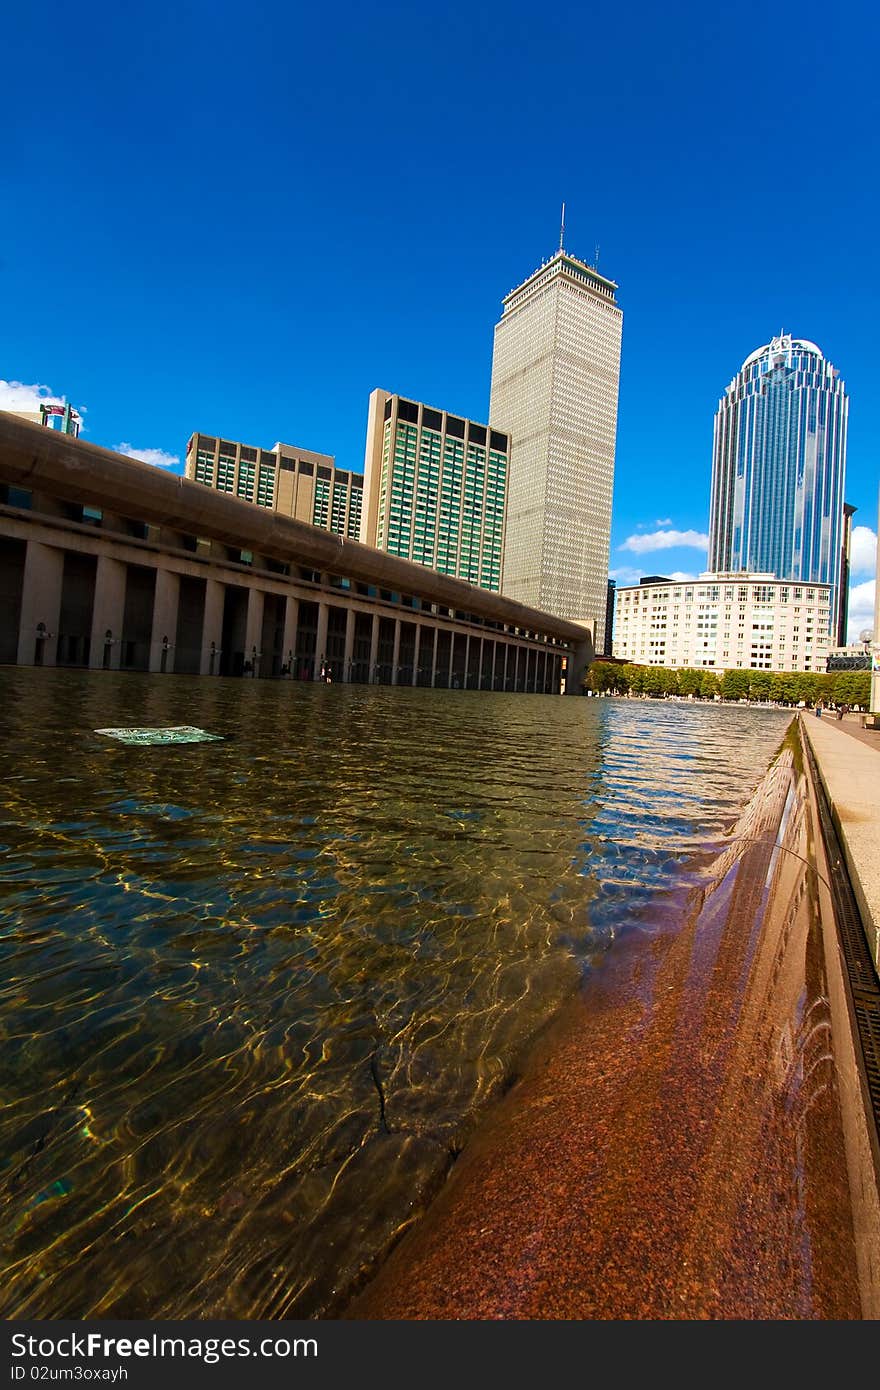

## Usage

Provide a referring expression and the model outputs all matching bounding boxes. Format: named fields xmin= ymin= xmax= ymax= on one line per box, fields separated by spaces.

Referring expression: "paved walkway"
xmin=801 ymin=712 xmax=880 ymax=971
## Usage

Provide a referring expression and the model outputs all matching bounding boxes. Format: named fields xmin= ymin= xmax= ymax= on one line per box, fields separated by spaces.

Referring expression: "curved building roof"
xmin=741 ymin=335 xmax=824 ymax=371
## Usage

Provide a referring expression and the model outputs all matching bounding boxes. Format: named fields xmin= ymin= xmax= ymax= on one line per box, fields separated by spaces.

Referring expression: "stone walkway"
xmin=802 ymin=712 xmax=880 ymax=971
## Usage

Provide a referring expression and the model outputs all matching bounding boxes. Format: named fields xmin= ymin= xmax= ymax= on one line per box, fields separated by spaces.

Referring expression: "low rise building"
xmin=185 ymin=432 xmax=363 ymax=539
xmin=613 ymin=572 xmax=833 ymax=674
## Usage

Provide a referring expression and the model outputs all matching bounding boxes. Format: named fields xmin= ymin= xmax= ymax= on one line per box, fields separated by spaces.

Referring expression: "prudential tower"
xmin=489 ymin=245 xmax=622 ymax=650
xmin=708 ymin=334 xmax=849 ymax=630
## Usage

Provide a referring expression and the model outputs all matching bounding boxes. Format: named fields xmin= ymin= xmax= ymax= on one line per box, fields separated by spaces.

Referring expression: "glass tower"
xmin=489 ymin=248 xmax=622 ymax=651
xmin=708 ymin=335 xmax=849 ymax=628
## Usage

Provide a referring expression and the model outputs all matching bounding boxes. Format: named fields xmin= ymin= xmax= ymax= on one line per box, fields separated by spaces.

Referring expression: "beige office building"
xmin=361 ymin=391 xmax=509 ymax=592
xmin=186 ymin=432 xmax=363 ymax=539
xmin=489 ymin=248 xmax=622 ymax=650
xmin=614 ymin=572 xmax=833 ymax=674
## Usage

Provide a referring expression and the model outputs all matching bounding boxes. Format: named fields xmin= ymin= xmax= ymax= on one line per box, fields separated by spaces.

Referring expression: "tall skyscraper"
xmin=708 ymin=334 xmax=849 ymax=634
xmin=489 ymin=246 xmax=622 ymax=649
xmin=361 ymin=390 xmax=509 ymax=592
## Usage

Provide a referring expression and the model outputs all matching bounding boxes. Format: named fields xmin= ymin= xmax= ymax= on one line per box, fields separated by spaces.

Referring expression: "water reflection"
xmin=0 ymin=670 xmax=790 ymax=1317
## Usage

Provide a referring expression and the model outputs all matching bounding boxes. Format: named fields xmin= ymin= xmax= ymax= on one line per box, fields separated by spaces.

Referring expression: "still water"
xmin=0 ymin=669 xmax=791 ymax=1318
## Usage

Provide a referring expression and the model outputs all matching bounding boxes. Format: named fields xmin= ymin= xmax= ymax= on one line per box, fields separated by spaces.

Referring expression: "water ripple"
xmin=0 ymin=670 xmax=791 ymax=1318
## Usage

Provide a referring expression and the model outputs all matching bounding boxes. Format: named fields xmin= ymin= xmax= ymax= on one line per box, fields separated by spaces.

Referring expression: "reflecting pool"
xmin=0 ymin=669 xmax=791 ymax=1317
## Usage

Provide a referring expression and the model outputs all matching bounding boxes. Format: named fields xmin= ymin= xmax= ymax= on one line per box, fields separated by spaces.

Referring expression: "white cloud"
xmin=850 ymin=525 xmax=877 ymax=577
xmin=609 ymin=565 xmax=698 ymax=587
xmin=609 ymin=565 xmax=642 ymax=586
xmin=654 ymin=517 xmax=672 ymax=527
xmin=619 ymin=528 xmax=709 ymax=554
xmin=0 ymin=379 xmax=83 ymax=416
xmin=116 ymin=442 xmax=180 ymax=470
xmin=846 ymin=579 xmax=876 ymax=644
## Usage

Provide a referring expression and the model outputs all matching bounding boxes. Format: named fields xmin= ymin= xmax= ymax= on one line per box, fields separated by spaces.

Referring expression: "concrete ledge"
xmin=802 ymin=713 xmax=880 ymax=972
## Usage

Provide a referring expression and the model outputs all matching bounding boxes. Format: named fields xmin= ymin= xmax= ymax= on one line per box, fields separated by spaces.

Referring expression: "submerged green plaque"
xmin=95 ymin=726 xmax=224 ymax=746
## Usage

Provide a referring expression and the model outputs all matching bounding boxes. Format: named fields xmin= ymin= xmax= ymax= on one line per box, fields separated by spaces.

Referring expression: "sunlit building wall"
xmin=614 ymin=571 xmax=832 ymax=674
xmin=361 ymin=391 xmax=508 ymax=592
xmin=489 ymin=248 xmax=622 ymax=649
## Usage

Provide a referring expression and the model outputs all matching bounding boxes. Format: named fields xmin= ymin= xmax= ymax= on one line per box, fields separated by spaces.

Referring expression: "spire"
xmin=559 ymin=201 xmax=565 ymax=253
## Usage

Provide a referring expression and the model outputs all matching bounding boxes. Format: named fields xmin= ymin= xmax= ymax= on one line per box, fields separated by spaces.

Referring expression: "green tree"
xmin=699 ymin=670 xmax=720 ymax=699
xmin=720 ymin=669 xmax=749 ymax=700
xmin=623 ymin=663 xmax=645 ymax=695
xmin=678 ymin=668 xmax=703 ymax=697
xmin=749 ymin=670 xmax=772 ymax=702
xmin=585 ymin=661 xmax=617 ymax=693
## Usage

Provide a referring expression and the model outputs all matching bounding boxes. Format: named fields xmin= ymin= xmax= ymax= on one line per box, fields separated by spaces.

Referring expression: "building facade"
xmin=10 ymin=400 xmax=82 ymax=437
xmin=708 ymin=335 xmax=848 ymax=631
xmin=361 ymin=391 xmax=508 ymax=592
xmin=613 ymin=572 xmax=833 ymax=674
xmin=1 ymin=412 xmax=592 ymax=691
xmin=186 ymin=432 xmax=363 ymax=539
xmin=488 ymin=248 xmax=623 ymax=649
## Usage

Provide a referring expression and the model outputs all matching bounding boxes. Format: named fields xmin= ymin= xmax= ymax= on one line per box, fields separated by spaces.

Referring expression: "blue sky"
xmin=2 ymin=0 xmax=877 ymax=638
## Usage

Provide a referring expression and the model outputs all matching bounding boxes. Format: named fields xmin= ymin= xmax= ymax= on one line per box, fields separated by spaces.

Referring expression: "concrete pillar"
xmin=369 ymin=613 xmax=380 ymax=682
xmin=503 ymin=643 xmax=510 ymax=690
xmin=281 ymin=595 xmax=299 ymax=675
xmin=17 ymin=541 xmax=64 ymax=666
xmin=314 ymin=601 xmax=329 ymax=680
xmin=464 ymin=633 xmax=470 ymax=688
xmin=565 ymin=624 xmax=594 ymax=695
xmin=412 ymin=624 xmax=421 ymax=686
xmin=490 ymin=639 xmax=497 ymax=691
xmin=431 ymin=625 xmax=439 ymax=688
xmin=391 ymin=618 xmax=401 ymax=685
xmin=201 ymin=579 xmax=225 ymax=675
xmin=89 ymin=555 xmax=127 ymax=670
xmin=448 ymin=630 xmax=455 ymax=688
xmin=149 ymin=568 xmax=180 ymax=673
xmin=343 ymin=608 xmax=355 ymax=684
xmin=243 ymin=588 xmax=265 ymax=676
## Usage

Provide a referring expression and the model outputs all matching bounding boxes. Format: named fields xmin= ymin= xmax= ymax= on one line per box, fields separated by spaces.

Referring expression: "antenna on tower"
xmin=559 ymin=201 xmax=565 ymax=253
xmin=594 ymin=244 xmax=600 ymax=269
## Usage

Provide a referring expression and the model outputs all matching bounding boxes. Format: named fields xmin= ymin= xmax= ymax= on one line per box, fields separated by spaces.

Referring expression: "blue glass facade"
xmin=708 ymin=335 xmax=848 ymax=629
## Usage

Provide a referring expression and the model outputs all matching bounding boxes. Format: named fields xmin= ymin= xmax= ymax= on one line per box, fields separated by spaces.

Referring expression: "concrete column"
xmin=502 ymin=643 xmax=510 ymax=690
xmin=201 ymin=578 xmax=225 ymax=674
xmin=478 ymin=636 xmax=485 ymax=689
xmin=391 ymin=618 xmax=401 ymax=685
xmin=281 ymin=595 xmax=299 ymax=674
xmin=490 ymin=639 xmax=497 ymax=691
xmin=89 ymin=555 xmax=127 ymax=670
xmin=464 ymin=633 xmax=470 ymax=689
xmin=369 ymin=613 xmax=380 ymax=682
xmin=412 ymin=623 xmax=421 ymax=686
xmin=244 ymin=587 xmax=265 ymax=676
xmin=448 ymin=630 xmax=455 ymax=688
xmin=431 ymin=625 xmax=439 ymax=687
xmin=149 ymin=568 xmax=180 ymax=673
xmin=314 ymin=601 xmax=329 ymax=680
xmin=565 ymin=624 xmax=594 ymax=695
xmin=343 ymin=608 xmax=355 ymax=684
xmin=17 ymin=541 xmax=64 ymax=666
xmin=538 ymin=650 xmax=547 ymax=693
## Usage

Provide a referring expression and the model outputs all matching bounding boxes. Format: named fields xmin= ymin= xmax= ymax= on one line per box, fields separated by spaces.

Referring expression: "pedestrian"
xmin=815 ymin=701 xmax=822 ymax=718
